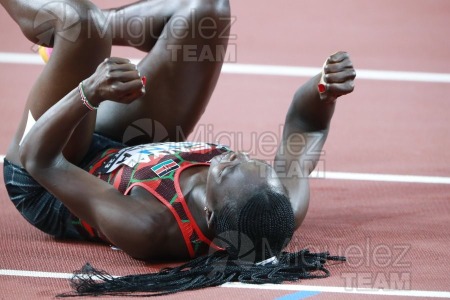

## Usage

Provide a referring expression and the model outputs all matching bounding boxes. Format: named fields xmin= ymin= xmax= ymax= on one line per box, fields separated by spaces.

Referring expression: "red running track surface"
xmin=1 ymin=0 xmax=450 ymax=299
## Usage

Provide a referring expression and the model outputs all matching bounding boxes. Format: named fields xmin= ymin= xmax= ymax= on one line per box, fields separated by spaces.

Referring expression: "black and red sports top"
xmin=80 ymin=142 xmax=230 ymax=258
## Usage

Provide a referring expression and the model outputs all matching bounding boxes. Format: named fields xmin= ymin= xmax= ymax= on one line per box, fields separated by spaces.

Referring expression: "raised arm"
xmin=19 ymin=58 xmax=156 ymax=259
xmin=275 ymin=52 xmax=356 ymax=228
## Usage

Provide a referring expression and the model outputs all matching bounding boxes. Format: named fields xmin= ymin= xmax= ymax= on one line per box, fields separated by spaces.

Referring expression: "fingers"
xmin=327 ymin=81 xmax=355 ymax=97
xmin=324 ymin=52 xmax=353 ymax=74
xmin=110 ymin=79 xmax=145 ymax=103
xmin=324 ymin=59 xmax=353 ymax=74
xmin=109 ymin=63 xmax=137 ymax=72
xmin=92 ymin=57 xmax=146 ymax=104
xmin=105 ymin=57 xmax=131 ymax=64
xmin=327 ymin=51 xmax=349 ymax=63
xmin=103 ymin=58 xmax=144 ymax=86
xmin=108 ymin=70 xmax=141 ymax=83
xmin=103 ymin=58 xmax=137 ymax=73
xmin=318 ymin=51 xmax=356 ymax=101
xmin=324 ymin=68 xmax=356 ymax=84
xmin=100 ymin=57 xmax=135 ymax=72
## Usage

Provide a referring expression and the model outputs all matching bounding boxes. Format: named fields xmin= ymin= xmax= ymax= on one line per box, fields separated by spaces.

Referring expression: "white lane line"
xmin=223 ymin=282 xmax=450 ymax=298
xmin=1 ymin=155 xmax=449 ymax=184
xmin=222 ymin=63 xmax=450 ymax=83
xmin=0 ymin=52 xmax=43 ymax=65
xmin=1 ymin=52 xmax=450 ymax=83
xmin=0 ymin=269 xmax=449 ymax=298
xmin=0 ymin=269 xmax=73 ymax=279
xmin=311 ymin=171 xmax=450 ymax=185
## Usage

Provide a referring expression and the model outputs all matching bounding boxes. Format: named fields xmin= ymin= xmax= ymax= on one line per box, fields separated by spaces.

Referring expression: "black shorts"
xmin=3 ymin=133 xmax=125 ymax=240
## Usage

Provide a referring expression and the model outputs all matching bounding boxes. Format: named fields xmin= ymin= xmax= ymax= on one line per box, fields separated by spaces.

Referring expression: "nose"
xmin=220 ymin=152 xmax=237 ymax=163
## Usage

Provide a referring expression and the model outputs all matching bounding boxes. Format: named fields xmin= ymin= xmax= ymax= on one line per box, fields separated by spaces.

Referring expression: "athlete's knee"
xmin=17 ymin=0 xmax=111 ymax=46
xmin=179 ymin=0 xmax=231 ymax=43
xmin=56 ymin=1 xmax=112 ymax=42
xmin=187 ymin=0 xmax=231 ymax=21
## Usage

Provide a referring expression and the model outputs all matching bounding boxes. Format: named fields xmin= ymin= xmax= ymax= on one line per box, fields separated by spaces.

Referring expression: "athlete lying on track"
xmin=1 ymin=0 xmax=355 ymax=296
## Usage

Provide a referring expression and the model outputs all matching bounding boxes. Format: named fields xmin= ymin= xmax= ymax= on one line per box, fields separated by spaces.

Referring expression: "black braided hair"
xmin=58 ymin=189 xmax=345 ymax=297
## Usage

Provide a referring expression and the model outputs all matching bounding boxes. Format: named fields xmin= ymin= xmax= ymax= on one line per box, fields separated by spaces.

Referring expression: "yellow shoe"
xmin=38 ymin=46 xmax=53 ymax=63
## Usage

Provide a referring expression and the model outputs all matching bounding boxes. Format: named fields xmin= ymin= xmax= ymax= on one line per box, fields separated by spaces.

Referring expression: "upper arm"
xmin=27 ymin=158 xmax=158 ymax=259
xmin=274 ymin=116 xmax=329 ymax=229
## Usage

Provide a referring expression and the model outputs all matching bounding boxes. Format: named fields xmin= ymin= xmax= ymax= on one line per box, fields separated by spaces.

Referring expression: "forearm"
xmin=19 ymin=88 xmax=91 ymax=171
xmin=20 ymin=57 xmax=145 ymax=172
xmin=275 ymin=73 xmax=334 ymax=175
xmin=287 ymin=73 xmax=336 ymax=134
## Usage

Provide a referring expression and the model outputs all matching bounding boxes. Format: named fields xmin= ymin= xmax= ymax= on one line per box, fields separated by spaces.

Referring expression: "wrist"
xmin=81 ymin=78 xmax=102 ymax=107
xmin=78 ymin=82 xmax=99 ymax=111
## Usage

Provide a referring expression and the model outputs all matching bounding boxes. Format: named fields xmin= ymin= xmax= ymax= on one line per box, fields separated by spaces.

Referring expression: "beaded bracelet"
xmin=78 ymin=82 xmax=98 ymax=111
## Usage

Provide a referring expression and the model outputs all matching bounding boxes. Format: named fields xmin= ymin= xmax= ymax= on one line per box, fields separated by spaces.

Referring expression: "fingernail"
xmin=141 ymin=76 xmax=147 ymax=86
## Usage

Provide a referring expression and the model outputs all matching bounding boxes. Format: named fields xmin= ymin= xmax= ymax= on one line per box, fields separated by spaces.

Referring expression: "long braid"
xmin=58 ymin=189 xmax=345 ymax=297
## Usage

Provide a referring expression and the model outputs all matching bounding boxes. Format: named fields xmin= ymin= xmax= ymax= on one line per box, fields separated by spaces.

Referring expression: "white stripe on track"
xmin=1 ymin=52 xmax=450 ymax=83
xmin=310 ymin=171 xmax=450 ymax=185
xmin=0 ymin=269 xmax=73 ymax=279
xmin=221 ymin=63 xmax=450 ymax=83
xmin=223 ymin=282 xmax=450 ymax=298
xmin=1 ymin=155 xmax=449 ymax=185
xmin=0 ymin=269 xmax=449 ymax=298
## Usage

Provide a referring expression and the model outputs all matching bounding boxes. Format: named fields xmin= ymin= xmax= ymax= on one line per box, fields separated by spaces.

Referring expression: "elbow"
xmin=119 ymin=231 xmax=159 ymax=261
xmin=19 ymin=140 xmax=41 ymax=175
xmin=99 ymin=212 xmax=161 ymax=260
xmin=293 ymin=207 xmax=308 ymax=231
xmin=292 ymin=198 xmax=308 ymax=230
xmin=127 ymin=225 xmax=160 ymax=260
xmin=19 ymin=142 xmax=35 ymax=173
xmin=19 ymin=143 xmax=64 ymax=177
xmin=19 ymin=153 xmax=41 ymax=178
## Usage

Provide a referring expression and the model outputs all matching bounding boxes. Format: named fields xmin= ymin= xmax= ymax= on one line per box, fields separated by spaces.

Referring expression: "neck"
xmin=178 ymin=165 xmax=215 ymax=240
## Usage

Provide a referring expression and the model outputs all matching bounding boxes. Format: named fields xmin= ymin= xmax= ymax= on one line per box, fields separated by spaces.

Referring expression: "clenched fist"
xmin=318 ymin=52 xmax=356 ymax=103
xmin=82 ymin=57 xmax=146 ymax=107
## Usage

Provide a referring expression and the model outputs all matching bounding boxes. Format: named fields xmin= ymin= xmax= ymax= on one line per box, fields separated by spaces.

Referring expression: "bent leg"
xmin=4 ymin=0 xmax=112 ymax=165
xmin=95 ymin=0 xmax=231 ymax=143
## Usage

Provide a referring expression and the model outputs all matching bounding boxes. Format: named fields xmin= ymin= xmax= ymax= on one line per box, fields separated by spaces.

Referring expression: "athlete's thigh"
xmin=4 ymin=0 xmax=112 ymax=165
xmin=95 ymin=0 xmax=231 ymax=144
